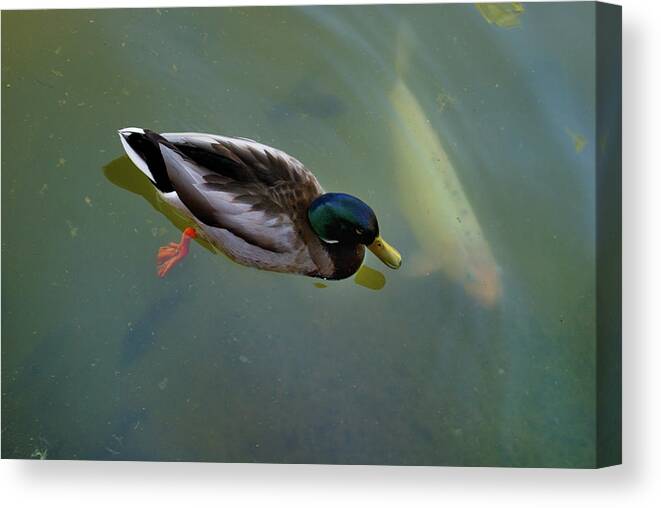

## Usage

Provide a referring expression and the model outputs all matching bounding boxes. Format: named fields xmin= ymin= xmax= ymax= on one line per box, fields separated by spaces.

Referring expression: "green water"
xmin=2 ymin=4 xmax=603 ymax=466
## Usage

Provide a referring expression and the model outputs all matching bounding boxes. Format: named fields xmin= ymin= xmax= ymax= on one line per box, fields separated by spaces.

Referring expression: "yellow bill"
xmin=368 ymin=236 xmax=402 ymax=270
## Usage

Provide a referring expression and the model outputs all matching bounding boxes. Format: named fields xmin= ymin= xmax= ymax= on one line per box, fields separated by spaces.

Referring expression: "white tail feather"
xmin=117 ymin=127 xmax=155 ymax=184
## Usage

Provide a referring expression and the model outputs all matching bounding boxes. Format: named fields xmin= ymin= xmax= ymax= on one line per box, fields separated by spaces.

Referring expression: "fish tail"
xmin=394 ymin=22 xmax=416 ymax=78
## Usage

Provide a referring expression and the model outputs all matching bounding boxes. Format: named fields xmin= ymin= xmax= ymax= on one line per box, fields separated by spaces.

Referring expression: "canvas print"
xmin=1 ymin=2 xmax=621 ymax=467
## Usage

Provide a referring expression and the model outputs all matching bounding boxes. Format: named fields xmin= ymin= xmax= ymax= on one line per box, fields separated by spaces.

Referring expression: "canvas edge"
xmin=595 ymin=1 xmax=622 ymax=469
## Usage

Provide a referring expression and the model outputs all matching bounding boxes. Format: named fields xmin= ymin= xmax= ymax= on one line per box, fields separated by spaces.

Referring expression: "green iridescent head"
xmin=307 ymin=193 xmax=402 ymax=269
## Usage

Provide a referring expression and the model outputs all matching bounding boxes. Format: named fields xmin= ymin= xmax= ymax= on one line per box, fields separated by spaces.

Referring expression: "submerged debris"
xmin=158 ymin=377 xmax=168 ymax=390
xmin=65 ymin=220 xmax=79 ymax=238
xmin=565 ymin=128 xmax=587 ymax=153
xmin=475 ymin=3 xmax=525 ymax=29
xmin=150 ymin=226 xmax=168 ymax=237
xmin=436 ymin=90 xmax=457 ymax=113
xmin=31 ymin=447 xmax=48 ymax=460
xmin=313 ymin=282 xmax=328 ymax=289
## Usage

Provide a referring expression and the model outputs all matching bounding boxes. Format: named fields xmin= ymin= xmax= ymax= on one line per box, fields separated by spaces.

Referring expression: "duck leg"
xmin=156 ymin=227 xmax=197 ymax=278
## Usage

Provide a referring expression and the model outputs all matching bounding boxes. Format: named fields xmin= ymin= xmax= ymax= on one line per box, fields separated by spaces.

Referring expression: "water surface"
xmin=3 ymin=4 xmax=600 ymax=466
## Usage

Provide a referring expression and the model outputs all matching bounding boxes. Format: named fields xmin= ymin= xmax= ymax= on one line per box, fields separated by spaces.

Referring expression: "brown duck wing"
xmin=161 ymin=132 xmax=324 ymax=194
xmin=158 ymin=143 xmax=309 ymax=254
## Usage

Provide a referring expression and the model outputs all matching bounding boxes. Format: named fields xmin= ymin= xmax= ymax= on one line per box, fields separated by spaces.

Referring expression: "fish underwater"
xmin=267 ymin=78 xmax=346 ymax=122
xmin=389 ymin=28 xmax=502 ymax=307
xmin=119 ymin=291 xmax=184 ymax=367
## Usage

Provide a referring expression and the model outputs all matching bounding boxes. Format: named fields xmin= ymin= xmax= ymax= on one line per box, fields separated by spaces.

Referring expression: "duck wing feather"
xmin=157 ymin=139 xmax=320 ymax=255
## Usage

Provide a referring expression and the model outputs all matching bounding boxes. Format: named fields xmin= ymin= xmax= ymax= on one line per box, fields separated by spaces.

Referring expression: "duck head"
xmin=308 ymin=193 xmax=402 ymax=269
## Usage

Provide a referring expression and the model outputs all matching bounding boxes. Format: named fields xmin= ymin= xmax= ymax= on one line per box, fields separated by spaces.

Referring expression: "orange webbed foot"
xmin=156 ymin=227 xmax=197 ymax=278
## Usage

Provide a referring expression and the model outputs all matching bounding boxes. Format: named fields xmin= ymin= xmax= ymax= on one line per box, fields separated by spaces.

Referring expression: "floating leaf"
xmin=476 ymin=3 xmax=525 ymax=29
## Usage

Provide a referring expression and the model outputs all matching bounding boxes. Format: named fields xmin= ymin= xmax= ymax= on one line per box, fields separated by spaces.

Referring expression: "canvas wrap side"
xmin=595 ymin=1 xmax=622 ymax=469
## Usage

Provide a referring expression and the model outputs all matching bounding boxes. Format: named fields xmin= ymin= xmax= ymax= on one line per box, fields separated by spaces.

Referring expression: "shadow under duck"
xmin=118 ymin=128 xmax=402 ymax=279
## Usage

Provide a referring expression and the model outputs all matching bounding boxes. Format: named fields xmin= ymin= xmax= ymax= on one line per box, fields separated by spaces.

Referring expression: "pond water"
xmin=2 ymin=3 xmax=605 ymax=466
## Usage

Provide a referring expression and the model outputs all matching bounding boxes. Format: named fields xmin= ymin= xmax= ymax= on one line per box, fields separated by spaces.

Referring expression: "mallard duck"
xmin=118 ymin=128 xmax=402 ymax=279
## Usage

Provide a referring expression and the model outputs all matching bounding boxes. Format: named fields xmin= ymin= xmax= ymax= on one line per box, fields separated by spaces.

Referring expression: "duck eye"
xmin=355 ymin=228 xmax=364 ymax=236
